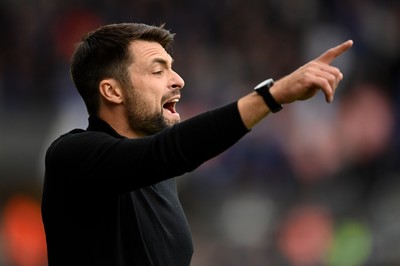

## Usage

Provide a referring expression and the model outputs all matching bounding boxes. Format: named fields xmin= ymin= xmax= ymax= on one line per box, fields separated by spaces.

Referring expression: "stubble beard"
xmin=125 ymin=88 xmax=177 ymax=136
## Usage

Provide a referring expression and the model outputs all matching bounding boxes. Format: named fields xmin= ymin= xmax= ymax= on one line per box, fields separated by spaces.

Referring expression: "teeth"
xmin=170 ymin=99 xmax=179 ymax=103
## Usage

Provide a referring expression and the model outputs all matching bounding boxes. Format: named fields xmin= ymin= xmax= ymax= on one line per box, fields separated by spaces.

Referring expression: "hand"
xmin=272 ymin=40 xmax=353 ymax=104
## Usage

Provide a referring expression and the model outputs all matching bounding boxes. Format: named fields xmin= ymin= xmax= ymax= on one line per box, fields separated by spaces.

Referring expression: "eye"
xmin=153 ymin=70 xmax=164 ymax=76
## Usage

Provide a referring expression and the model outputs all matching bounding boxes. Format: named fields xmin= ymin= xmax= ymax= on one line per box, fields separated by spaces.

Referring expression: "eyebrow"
xmin=151 ymin=57 xmax=174 ymax=68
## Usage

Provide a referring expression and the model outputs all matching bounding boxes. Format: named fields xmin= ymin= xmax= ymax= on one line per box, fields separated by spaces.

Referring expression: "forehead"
xmin=129 ymin=40 xmax=172 ymax=64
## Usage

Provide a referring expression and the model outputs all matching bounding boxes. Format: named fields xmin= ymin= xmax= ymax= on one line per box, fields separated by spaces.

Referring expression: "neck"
xmin=98 ymin=109 xmax=140 ymax=139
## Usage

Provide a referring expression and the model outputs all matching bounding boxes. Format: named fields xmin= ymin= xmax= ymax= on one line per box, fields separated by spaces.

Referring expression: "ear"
xmin=99 ymin=79 xmax=123 ymax=104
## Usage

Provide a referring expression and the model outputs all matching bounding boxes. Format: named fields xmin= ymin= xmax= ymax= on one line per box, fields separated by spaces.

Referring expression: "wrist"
xmin=254 ymin=78 xmax=283 ymax=113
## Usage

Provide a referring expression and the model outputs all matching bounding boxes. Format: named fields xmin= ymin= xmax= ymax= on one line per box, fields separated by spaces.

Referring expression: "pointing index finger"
xmin=316 ymin=40 xmax=353 ymax=64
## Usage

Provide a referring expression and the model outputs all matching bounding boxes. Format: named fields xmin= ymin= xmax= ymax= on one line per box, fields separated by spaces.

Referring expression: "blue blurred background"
xmin=0 ymin=0 xmax=399 ymax=265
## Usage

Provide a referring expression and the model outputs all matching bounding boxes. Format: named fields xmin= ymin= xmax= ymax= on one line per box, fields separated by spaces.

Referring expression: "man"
xmin=41 ymin=22 xmax=353 ymax=265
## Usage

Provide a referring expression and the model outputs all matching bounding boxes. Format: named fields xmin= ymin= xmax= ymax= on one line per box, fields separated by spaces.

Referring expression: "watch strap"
xmin=254 ymin=78 xmax=283 ymax=113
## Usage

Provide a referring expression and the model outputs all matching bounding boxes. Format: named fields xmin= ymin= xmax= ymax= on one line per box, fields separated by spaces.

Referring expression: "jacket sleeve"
xmin=45 ymin=101 xmax=250 ymax=193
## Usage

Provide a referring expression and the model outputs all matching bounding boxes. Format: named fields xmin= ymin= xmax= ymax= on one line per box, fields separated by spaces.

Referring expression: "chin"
xmin=168 ymin=118 xmax=180 ymax=126
xmin=164 ymin=114 xmax=180 ymax=126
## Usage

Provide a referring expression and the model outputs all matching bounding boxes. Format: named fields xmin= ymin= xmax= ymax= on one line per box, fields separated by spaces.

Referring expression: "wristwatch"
xmin=254 ymin=78 xmax=283 ymax=113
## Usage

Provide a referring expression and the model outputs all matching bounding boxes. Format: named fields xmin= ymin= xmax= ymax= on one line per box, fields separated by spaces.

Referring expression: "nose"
xmin=170 ymin=70 xmax=185 ymax=90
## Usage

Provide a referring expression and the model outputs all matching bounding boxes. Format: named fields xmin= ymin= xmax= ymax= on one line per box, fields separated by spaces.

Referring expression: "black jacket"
xmin=41 ymin=102 xmax=249 ymax=266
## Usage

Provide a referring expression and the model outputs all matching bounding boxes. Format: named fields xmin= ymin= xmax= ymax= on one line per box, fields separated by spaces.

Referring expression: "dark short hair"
xmin=70 ymin=23 xmax=175 ymax=116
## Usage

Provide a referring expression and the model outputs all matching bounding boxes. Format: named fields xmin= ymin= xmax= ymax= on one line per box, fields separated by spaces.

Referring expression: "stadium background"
xmin=0 ymin=0 xmax=399 ymax=265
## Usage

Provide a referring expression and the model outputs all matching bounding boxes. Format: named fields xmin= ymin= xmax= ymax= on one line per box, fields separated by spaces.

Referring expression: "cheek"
xmin=130 ymin=78 xmax=164 ymax=111
xmin=139 ymin=93 xmax=163 ymax=115
xmin=144 ymin=90 xmax=164 ymax=111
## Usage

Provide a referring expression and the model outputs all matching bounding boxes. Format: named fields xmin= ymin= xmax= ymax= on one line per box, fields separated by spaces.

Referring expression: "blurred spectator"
xmin=327 ymin=219 xmax=372 ymax=266
xmin=1 ymin=194 xmax=47 ymax=266
xmin=337 ymin=83 xmax=395 ymax=165
xmin=277 ymin=205 xmax=333 ymax=266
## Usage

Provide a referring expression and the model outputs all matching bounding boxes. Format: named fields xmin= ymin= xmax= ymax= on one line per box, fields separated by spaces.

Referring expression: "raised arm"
xmin=238 ymin=40 xmax=353 ymax=129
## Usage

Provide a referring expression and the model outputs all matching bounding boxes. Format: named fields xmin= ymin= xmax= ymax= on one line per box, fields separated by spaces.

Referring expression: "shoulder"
xmin=46 ymin=128 xmax=121 ymax=157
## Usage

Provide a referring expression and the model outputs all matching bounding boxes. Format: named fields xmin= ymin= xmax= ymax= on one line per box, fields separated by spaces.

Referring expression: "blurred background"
xmin=0 ymin=0 xmax=399 ymax=265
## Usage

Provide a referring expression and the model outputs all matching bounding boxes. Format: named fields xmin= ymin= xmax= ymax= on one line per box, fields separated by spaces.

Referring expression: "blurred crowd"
xmin=0 ymin=0 xmax=399 ymax=265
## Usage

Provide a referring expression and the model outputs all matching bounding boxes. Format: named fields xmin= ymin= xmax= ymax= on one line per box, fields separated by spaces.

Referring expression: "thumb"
xmin=316 ymin=40 xmax=353 ymax=64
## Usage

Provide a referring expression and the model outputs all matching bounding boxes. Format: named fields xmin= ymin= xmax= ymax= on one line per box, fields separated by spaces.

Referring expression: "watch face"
xmin=254 ymin=78 xmax=274 ymax=90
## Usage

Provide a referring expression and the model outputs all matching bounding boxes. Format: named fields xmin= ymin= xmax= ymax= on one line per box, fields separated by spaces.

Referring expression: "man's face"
xmin=124 ymin=40 xmax=185 ymax=136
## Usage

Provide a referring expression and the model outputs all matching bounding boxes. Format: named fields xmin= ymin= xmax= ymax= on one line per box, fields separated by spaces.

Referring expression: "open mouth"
xmin=163 ymin=98 xmax=179 ymax=114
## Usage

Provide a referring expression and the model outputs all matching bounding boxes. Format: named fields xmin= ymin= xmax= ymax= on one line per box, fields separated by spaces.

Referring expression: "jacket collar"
xmin=86 ymin=116 xmax=125 ymax=139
